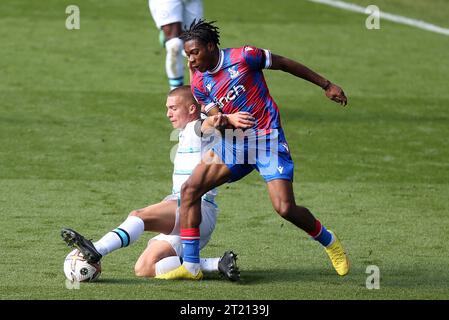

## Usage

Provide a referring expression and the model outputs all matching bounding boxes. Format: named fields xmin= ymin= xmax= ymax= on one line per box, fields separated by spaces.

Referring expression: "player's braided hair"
xmin=180 ymin=19 xmax=220 ymax=46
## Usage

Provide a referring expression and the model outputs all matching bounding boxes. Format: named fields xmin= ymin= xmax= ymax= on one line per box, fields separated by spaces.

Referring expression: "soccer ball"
xmin=63 ymin=249 xmax=101 ymax=282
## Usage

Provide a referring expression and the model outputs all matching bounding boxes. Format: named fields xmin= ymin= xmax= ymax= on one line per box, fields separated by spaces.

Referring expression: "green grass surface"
xmin=1 ymin=0 xmax=448 ymax=299
xmin=350 ymin=0 xmax=449 ymax=28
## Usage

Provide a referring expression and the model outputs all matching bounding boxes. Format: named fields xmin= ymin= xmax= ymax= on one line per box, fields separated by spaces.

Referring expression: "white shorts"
xmin=149 ymin=199 xmax=218 ymax=256
xmin=148 ymin=0 xmax=203 ymax=29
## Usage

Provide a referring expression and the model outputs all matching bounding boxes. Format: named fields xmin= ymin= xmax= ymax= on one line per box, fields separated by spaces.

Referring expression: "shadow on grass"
xmin=89 ymin=266 xmax=449 ymax=291
xmin=90 ymin=270 xmax=320 ymax=286
xmin=93 ymin=278 xmax=150 ymax=285
xmin=210 ymin=266 xmax=449 ymax=289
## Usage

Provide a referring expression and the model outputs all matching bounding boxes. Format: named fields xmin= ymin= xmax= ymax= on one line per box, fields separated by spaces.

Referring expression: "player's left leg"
xmin=137 ymin=243 xmax=239 ymax=280
xmin=266 ymin=179 xmax=316 ymax=232
xmin=266 ymin=179 xmax=350 ymax=276
xmin=154 ymin=251 xmax=240 ymax=281
xmin=135 ymin=240 xmax=178 ymax=277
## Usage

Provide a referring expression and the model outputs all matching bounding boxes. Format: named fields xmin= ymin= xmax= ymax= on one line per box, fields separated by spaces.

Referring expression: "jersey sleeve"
xmin=191 ymin=72 xmax=216 ymax=114
xmin=242 ymin=45 xmax=272 ymax=70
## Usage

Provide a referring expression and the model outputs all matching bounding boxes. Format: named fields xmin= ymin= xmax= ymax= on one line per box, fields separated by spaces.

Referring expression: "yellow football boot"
xmin=155 ymin=265 xmax=203 ymax=280
xmin=324 ymin=231 xmax=350 ymax=276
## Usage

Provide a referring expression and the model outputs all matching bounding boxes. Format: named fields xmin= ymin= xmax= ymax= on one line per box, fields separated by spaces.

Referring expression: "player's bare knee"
xmin=165 ymin=37 xmax=183 ymax=56
xmin=134 ymin=261 xmax=155 ymax=278
xmin=129 ymin=209 xmax=142 ymax=218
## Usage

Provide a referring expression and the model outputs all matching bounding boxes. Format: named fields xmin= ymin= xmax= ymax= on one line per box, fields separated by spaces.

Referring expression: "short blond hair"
xmin=168 ymin=85 xmax=199 ymax=112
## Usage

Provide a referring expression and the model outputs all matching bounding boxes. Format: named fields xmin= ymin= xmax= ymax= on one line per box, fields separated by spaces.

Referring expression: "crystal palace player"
xmin=156 ymin=20 xmax=350 ymax=280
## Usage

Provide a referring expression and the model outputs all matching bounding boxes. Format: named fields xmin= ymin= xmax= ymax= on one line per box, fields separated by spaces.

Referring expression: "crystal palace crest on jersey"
xmin=228 ymin=66 xmax=239 ymax=79
xmin=206 ymin=83 xmax=212 ymax=92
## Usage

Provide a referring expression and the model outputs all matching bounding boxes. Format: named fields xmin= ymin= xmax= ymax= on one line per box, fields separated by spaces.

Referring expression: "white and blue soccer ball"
xmin=63 ymin=249 xmax=101 ymax=282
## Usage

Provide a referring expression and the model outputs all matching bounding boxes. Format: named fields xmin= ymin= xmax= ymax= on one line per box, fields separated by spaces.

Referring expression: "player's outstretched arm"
xmin=270 ymin=54 xmax=348 ymax=106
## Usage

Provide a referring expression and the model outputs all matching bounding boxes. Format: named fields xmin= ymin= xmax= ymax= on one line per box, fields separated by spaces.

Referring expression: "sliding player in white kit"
xmin=61 ymin=86 xmax=253 ymax=281
xmin=148 ymin=0 xmax=204 ymax=90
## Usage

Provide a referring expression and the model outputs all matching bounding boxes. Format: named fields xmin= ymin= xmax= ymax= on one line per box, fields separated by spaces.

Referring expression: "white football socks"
xmin=93 ymin=216 xmax=144 ymax=256
xmin=325 ymin=231 xmax=336 ymax=248
xmin=164 ymin=37 xmax=184 ymax=89
xmin=155 ymin=256 xmax=182 ymax=276
xmin=184 ymin=262 xmax=201 ymax=276
xmin=200 ymin=257 xmax=220 ymax=272
xmin=155 ymin=257 xmax=220 ymax=276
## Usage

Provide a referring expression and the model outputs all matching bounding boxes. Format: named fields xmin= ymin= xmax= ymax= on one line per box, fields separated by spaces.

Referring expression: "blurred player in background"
xmin=61 ymin=86 xmax=252 ymax=281
xmin=148 ymin=0 xmax=203 ymax=90
xmin=157 ymin=20 xmax=350 ymax=280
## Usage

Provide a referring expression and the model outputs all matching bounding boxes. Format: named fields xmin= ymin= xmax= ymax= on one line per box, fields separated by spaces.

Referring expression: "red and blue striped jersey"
xmin=191 ymin=46 xmax=281 ymax=132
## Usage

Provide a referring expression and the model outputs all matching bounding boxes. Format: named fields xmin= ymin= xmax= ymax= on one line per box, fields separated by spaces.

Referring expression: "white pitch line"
xmin=307 ymin=0 xmax=449 ymax=36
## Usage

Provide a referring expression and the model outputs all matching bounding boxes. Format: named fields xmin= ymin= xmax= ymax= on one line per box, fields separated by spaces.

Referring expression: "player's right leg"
xmin=148 ymin=0 xmax=185 ymax=90
xmin=130 ymin=199 xmax=178 ymax=234
xmin=61 ymin=228 xmax=103 ymax=263
xmin=61 ymin=200 xmax=178 ymax=263
xmin=161 ymin=23 xmax=184 ymax=90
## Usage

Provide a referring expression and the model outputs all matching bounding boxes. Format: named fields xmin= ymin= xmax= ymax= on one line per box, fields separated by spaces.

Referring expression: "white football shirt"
xmin=172 ymin=119 xmax=217 ymax=206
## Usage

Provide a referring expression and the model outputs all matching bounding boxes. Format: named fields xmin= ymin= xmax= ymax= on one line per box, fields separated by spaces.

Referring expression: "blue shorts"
xmin=211 ymin=128 xmax=294 ymax=183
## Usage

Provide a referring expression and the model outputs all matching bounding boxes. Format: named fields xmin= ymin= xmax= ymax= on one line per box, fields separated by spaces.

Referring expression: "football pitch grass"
xmin=1 ymin=0 xmax=448 ymax=300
